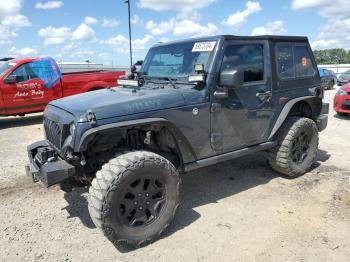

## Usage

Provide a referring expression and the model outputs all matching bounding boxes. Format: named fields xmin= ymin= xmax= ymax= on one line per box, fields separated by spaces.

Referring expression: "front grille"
xmin=43 ymin=118 xmax=63 ymax=149
xmin=342 ymin=101 xmax=350 ymax=110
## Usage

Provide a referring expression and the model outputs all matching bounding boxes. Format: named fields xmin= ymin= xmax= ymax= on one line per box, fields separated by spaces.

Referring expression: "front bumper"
xmin=334 ymin=94 xmax=350 ymax=113
xmin=25 ymin=140 xmax=75 ymax=187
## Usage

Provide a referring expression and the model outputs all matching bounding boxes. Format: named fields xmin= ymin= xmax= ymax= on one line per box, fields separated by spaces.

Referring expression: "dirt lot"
xmin=0 ymin=89 xmax=349 ymax=262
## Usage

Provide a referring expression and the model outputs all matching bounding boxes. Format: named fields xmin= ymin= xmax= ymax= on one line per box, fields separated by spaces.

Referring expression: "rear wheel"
xmin=268 ymin=117 xmax=319 ymax=177
xmin=88 ymin=151 xmax=180 ymax=249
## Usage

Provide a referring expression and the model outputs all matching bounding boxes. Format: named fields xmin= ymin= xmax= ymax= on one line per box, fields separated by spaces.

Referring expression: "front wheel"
xmin=268 ymin=117 xmax=319 ymax=177
xmin=88 ymin=151 xmax=180 ymax=249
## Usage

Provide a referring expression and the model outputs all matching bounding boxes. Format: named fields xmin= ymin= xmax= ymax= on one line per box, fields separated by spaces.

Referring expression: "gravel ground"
xmin=0 ymin=89 xmax=349 ymax=262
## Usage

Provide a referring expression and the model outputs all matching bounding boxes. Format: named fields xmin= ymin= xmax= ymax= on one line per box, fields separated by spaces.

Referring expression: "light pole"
xmin=124 ymin=0 xmax=133 ymax=68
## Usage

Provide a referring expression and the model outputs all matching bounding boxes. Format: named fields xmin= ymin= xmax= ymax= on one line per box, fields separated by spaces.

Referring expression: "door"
xmin=2 ymin=60 xmax=61 ymax=114
xmin=210 ymin=41 xmax=275 ymax=153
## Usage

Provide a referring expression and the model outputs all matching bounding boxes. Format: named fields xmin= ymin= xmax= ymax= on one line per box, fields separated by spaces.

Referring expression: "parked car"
xmin=337 ymin=69 xmax=350 ymax=86
xmin=334 ymin=84 xmax=350 ymax=115
xmin=318 ymin=68 xmax=337 ymax=90
xmin=26 ymin=35 xmax=328 ymax=249
xmin=0 ymin=57 xmax=125 ymax=116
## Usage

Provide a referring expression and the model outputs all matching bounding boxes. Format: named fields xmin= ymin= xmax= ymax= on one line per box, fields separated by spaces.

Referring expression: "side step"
xmin=184 ymin=141 xmax=277 ymax=172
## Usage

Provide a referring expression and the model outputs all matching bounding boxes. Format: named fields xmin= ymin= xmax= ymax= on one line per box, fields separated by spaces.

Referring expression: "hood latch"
xmin=87 ymin=110 xmax=97 ymax=127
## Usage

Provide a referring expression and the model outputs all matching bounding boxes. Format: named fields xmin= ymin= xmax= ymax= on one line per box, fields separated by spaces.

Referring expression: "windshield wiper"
xmin=154 ymin=77 xmax=179 ymax=89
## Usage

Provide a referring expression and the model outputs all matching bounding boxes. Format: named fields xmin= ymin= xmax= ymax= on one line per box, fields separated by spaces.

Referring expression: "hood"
xmin=339 ymin=73 xmax=350 ymax=81
xmin=341 ymin=84 xmax=350 ymax=92
xmin=50 ymin=87 xmax=186 ymax=122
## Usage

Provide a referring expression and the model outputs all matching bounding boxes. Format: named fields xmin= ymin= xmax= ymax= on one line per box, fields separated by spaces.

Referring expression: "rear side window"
xmin=276 ymin=43 xmax=316 ymax=79
xmin=294 ymin=46 xmax=315 ymax=77
xmin=277 ymin=45 xmax=294 ymax=78
xmin=221 ymin=44 xmax=264 ymax=83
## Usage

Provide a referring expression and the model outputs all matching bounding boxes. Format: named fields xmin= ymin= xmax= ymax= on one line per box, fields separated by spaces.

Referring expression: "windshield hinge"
xmin=87 ymin=110 xmax=97 ymax=127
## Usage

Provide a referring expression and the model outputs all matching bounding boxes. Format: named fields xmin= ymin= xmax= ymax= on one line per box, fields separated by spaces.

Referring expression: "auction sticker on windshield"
xmin=192 ymin=41 xmax=216 ymax=52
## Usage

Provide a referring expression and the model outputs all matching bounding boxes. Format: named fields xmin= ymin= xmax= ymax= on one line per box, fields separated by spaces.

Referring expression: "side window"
xmin=294 ymin=45 xmax=316 ymax=77
xmin=9 ymin=65 xmax=29 ymax=82
xmin=26 ymin=63 xmax=39 ymax=80
xmin=222 ymin=44 xmax=264 ymax=83
xmin=277 ymin=44 xmax=294 ymax=78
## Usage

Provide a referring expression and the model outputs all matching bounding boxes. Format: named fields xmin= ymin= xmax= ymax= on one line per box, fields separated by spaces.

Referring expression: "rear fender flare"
xmin=268 ymin=96 xmax=318 ymax=140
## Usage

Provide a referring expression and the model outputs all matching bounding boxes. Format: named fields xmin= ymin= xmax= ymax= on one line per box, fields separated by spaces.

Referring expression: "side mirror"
xmin=3 ymin=75 xmax=18 ymax=84
xmin=219 ymin=70 xmax=243 ymax=88
xmin=131 ymin=60 xmax=143 ymax=74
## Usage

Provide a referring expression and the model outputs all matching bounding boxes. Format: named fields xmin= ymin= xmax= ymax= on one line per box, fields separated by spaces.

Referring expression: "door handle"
xmin=256 ymin=91 xmax=272 ymax=98
xmin=213 ymin=87 xmax=228 ymax=99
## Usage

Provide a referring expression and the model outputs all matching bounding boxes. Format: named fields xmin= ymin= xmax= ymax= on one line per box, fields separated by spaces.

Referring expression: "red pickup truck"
xmin=0 ymin=57 xmax=125 ymax=116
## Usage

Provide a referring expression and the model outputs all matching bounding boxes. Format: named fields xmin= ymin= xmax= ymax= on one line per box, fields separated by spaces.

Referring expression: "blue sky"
xmin=1 ymin=0 xmax=349 ymax=66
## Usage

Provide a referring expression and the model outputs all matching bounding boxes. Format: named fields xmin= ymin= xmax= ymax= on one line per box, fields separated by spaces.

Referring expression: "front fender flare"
xmin=77 ymin=117 xmax=197 ymax=164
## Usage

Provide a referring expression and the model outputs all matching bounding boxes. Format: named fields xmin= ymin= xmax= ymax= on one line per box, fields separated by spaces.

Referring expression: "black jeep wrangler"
xmin=26 ymin=35 xmax=328 ymax=249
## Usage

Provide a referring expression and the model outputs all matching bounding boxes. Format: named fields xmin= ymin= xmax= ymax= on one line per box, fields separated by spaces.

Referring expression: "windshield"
xmin=0 ymin=62 xmax=15 ymax=77
xmin=140 ymin=41 xmax=216 ymax=80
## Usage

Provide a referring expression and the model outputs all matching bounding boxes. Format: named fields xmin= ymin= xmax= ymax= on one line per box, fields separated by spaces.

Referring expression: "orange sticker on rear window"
xmin=302 ymin=57 xmax=307 ymax=67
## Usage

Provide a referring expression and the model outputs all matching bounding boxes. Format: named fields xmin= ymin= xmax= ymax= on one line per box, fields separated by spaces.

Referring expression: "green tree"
xmin=313 ymin=48 xmax=350 ymax=64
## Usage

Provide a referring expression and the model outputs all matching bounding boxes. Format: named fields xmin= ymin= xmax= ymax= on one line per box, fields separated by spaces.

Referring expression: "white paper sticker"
xmin=192 ymin=41 xmax=216 ymax=52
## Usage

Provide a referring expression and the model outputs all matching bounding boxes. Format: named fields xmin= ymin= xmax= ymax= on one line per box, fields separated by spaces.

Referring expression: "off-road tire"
xmin=88 ymin=151 xmax=180 ymax=250
xmin=268 ymin=117 xmax=319 ymax=177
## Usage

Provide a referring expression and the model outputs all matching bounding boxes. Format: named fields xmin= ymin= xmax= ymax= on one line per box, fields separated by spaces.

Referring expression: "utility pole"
xmin=124 ymin=0 xmax=133 ymax=68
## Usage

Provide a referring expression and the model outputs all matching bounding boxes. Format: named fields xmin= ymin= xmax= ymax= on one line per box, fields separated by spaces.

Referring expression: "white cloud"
xmin=38 ymin=22 xmax=96 ymax=46
xmin=102 ymin=18 xmax=119 ymax=28
xmin=137 ymin=0 xmax=216 ymax=12
xmin=251 ymin=20 xmax=286 ymax=36
xmin=159 ymin=37 xmax=170 ymax=43
xmin=173 ymin=20 xmax=218 ymax=37
xmin=56 ymin=43 xmax=95 ymax=60
xmin=222 ymin=1 xmax=262 ymax=27
xmin=311 ymin=18 xmax=350 ymax=50
xmin=71 ymin=48 xmax=94 ymax=59
xmin=146 ymin=17 xmax=218 ymax=37
xmin=291 ymin=0 xmax=350 ymax=17
xmin=2 ymin=14 xmax=31 ymax=27
xmin=131 ymin=14 xmax=142 ymax=25
xmin=35 ymin=1 xmax=63 ymax=10
xmin=292 ymin=0 xmax=350 ymax=50
xmin=72 ymin=23 xmax=95 ymax=41
xmin=291 ymin=0 xmax=329 ymax=10
xmin=311 ymin=39 xmax=340 ymax=50
xmin=8 ymin=46 xmax=37 ymax=56
xmin=0 ymin=0 xmax=31 ymax=43
xmin=146 ymin=19 xmax=175 ymax=35
xmin=84 ymin=16 xmax=98 ymax=25
xmin=102 ymin=34 xmax=153 ymax=53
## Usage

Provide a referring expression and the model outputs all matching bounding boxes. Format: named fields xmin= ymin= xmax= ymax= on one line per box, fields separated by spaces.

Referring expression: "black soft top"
xmin=154 ymin=35 xmax=309 ymax=48
xmin=223 ymin=35 xmax=308 ymax=41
